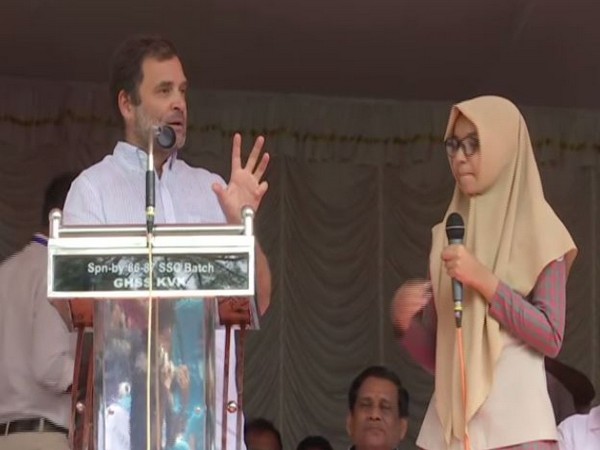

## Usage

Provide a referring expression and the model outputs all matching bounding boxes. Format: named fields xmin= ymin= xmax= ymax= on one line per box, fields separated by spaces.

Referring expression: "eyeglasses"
xmin=444 ymin=134 xmax=480 ymax=158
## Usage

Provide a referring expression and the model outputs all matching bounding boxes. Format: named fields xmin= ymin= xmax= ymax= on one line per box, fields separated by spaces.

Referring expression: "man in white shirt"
xmin=0 ymin=174 xmax=77 ymax=450
xmin=558 ymin=405 xmax=600 ymax=450
xmin=63 ymin=35 xmax=272 ymax=450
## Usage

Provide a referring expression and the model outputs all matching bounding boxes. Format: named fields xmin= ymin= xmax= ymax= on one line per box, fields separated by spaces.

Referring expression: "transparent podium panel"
xmin=95 ymin=298 xmax=216 ymax=450
xmin=47 ymin=213 xmax=258 ymax=450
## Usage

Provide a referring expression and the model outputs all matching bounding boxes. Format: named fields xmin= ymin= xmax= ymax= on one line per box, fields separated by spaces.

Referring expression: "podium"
xmin=47 ymin=207 xmax=259 ymax=450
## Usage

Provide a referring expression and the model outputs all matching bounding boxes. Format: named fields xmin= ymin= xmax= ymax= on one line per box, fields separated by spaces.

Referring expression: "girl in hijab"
xmin=391 ymin=96 xmax=577 ymax=449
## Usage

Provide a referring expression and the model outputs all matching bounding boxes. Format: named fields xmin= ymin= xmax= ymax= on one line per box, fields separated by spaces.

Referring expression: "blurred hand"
xmin=391 ymin=279 xmax=431 ymax=335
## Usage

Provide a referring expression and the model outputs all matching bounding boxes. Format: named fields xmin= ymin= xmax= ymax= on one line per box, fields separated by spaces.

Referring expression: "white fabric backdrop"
xmin=0 ymin=76 xmax=598 ymax=449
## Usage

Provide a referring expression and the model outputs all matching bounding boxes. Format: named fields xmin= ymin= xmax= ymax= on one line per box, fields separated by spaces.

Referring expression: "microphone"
xmin=445 ymin=212 xmax=465 ymax=328
xmin=156 ymin=125 xmax=176 ymax=149
xmin=146 ymin=125 xmax=177 ymax=234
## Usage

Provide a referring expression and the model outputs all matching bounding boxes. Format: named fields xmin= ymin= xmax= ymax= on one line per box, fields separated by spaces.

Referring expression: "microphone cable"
xmin=456 ymin=325 xmax=471 ymax=450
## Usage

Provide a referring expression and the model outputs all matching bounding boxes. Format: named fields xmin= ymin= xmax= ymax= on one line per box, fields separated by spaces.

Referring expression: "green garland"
xmin=0 ymin=112 xmax=597 ymax=152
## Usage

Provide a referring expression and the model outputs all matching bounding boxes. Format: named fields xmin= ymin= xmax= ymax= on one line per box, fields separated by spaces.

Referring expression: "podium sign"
xmin=49 ymin=223 xmax=255 ymax=299
xmin=52 ymin=253 xmax=251 ymax=296
xmin=47 ymin=208 xmax=258 ymax=450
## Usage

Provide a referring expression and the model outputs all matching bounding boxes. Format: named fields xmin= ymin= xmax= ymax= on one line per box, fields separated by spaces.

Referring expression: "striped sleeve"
xmin=488 ymin=258 xmax=566 ymax=357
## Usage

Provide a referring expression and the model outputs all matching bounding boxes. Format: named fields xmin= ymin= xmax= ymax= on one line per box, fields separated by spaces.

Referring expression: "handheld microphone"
xmin=445 ymin=212 xmax=465 ymax=328
xmin=146 ymin=125 xmax=177 ymax=234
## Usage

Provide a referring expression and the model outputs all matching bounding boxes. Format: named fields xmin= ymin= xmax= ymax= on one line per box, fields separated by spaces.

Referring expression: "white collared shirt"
xmin=558 ymin=405 xmax=600 ymax=450
xmin=0 ymin=235 xmax=76 ymax=428
xmin=64 ymin=141 xmax=227 ymax=225
xmin=63 ymin=141 xmax=242 ymax=449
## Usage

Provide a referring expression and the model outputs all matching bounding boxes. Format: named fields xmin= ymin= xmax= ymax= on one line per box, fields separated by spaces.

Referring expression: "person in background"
xmin=557 ymin=404 xmax=600 ymax=450
xmin=296 ymin=435 xmax=334 ymax=450
xmin=545 ymin=356 xmax=596 ymax=424
xmin=346 ymin=365 xmax=408 ymax=450
xmin=244 ymin=417 xmax=283 ymax=450
xmin=0 ymin=173 xmax=77 ymax=450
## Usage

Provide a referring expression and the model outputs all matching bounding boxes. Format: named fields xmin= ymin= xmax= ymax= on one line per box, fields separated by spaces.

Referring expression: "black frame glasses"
xmin=444 ymin=133 xmax=480 ymax=158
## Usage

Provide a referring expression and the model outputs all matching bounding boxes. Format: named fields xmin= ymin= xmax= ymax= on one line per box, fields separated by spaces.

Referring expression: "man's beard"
xmin=132 ymin=107 xmax=186 ymax=151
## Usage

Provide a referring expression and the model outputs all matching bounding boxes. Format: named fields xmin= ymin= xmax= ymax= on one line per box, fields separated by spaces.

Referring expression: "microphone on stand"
xmin=146 ymin=125 xmax=177 ymax=234
xmin=143 ymin=124 xmax=177 ymax=450
xmin=445 ymin=212 xmax=465 ymax=328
